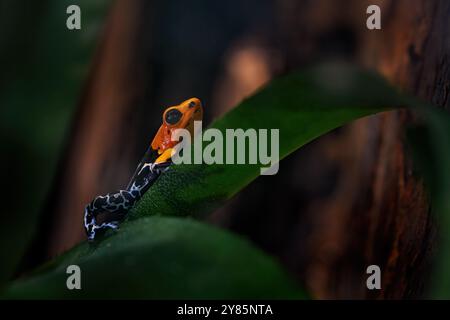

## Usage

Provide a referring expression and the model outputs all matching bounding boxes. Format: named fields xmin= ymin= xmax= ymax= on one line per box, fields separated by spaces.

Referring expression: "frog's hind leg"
xmin=84 ymin=205 xmax=117 ymax=242
xmin=84 ymin=190 xmax=134 ymax=241
xmin=84 ymin=206 xmax=119 ymax=241
xmin=83 ymin=161 xmax=172 ymax=241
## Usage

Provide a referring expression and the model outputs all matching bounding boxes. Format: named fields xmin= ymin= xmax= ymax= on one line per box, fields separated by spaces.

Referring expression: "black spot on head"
xmin=189 ymin=101 xmax=196 ymax=108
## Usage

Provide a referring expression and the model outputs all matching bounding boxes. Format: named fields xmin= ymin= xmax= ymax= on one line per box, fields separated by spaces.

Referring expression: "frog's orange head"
xmin=151 ymin=98 xmax=203 ymax=153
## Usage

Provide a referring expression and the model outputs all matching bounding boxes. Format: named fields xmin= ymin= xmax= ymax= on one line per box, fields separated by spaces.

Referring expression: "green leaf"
xmin=131 ymin=62 xmax=407 ymax=219
xmin=0 ymin=0 xmax=112 ymax=286
xmin=406 ymin=106 xmax=450 ymax=299
xmin=1 ymin=216 xmax=306 ymax=299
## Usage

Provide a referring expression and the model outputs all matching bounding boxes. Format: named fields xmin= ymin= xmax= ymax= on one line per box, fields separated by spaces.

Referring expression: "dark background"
xmin=1 ymin=0 xmax=449 ymax=299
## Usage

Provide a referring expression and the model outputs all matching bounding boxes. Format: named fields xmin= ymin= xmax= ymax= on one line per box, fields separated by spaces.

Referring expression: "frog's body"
xmin=84 ymin=98 xmax=203 ymax=240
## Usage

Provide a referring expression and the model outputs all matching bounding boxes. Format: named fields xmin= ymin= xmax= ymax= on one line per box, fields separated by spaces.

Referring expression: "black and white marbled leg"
xmin=84 ymin=161 xmax=171 ymax=241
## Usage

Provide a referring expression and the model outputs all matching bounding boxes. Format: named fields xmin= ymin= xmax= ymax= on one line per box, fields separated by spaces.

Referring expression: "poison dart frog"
xmin=84 ymin=98 xmax=203 ymax=241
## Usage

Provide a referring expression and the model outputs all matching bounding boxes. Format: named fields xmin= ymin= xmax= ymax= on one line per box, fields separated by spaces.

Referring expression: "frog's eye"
xmin=165 ymin=109 xmax=182 ymax=125
xmin=189 ymin=101 xmax=196 ymax=108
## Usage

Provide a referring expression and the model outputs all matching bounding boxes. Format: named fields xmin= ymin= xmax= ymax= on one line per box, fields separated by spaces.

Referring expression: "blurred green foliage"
xmin=0 ymin=0 xmax=111 ymax=286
